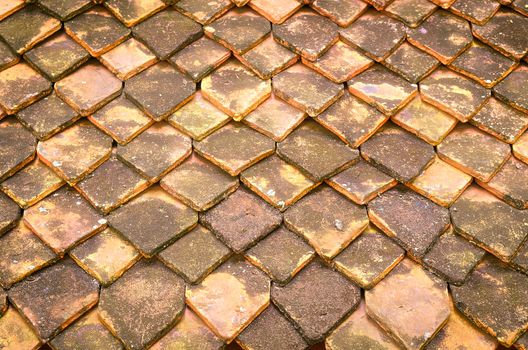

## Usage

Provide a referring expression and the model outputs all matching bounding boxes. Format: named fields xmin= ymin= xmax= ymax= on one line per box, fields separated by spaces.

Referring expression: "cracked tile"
xmin=105 ymin=0 xmax=166 ymax=27
xmin=384 ymin=0 xmax=437 ymax=28
xmin=186 ymin=256 xmax=270 ymax=342
xmin=311 ymin=0 xmax=367 ymax=27
xmin=99 ymin=38 xmax=157 ymax=80
xmin=480 ymin=157 xmax=528 ymax=210
xmin=383 ymin=42 xmax=440 ymax=84
xmin=249 ymin=0 xmax=301 ymax=24
xmin=493 ymin=65 xmax=528 ymax=114
xmin=0 ymin=307 xmax=41 ymax=350
xmin=38 ymin=0 xmax=93 ymax=21
xmin=0 ymin=118 xmax=37 ymax=182
xmin=174 ymin=0 xmax=233 ymax=25
xmin=514 ymin=131 xmax=528 ymax=165
xmin=99 ymin=260 xmax=186 ymax=349
xmin=0 ymin=192 xmax=20 ymax=237
xmin=368 ymin=186 xmax=451 ymax=259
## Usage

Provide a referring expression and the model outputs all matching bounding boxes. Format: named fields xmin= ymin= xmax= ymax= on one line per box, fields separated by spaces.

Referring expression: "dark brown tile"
xmin=512 ymin=0 xmax=528 ymax=16
xmin=383 ymin=42 xmax=440 ymax=84
xmin=450 ymin=0 xmax=500 ymax=25
xmin=105 ymin=0 xmax=166 ymax=27
xmin=0 ymin=40 xmax=18 ymax=72
xmin=99 ymin=38 xmax=158 ymax=80
xmin=248 ymin=0 xmax=301 ymax=24
xmin=311 ymin=0 xmax=367 ymax=27
xmin=39 ymin=0 xmax=93 ymax=21
xmin=513 ymin=240 xmax=528 ymax=275
xmin=363 ymin=0 xmax=395 ymax=10
xmin=493 ymin=65 xmax=528 ymax=114
xmin=0 ymin=192 xmax=20 ymax=237
xmin=174 ymin=0 xmax=233 ymax=25
xmin=384 ymin=0 xmax=437 ymax=28
xmin=0 ymin=118 xmax=37 ymax=182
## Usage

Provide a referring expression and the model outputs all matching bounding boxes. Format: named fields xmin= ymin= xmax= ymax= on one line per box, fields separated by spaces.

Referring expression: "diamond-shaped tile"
xmin=200 ymin=187 xmax=281 ymax=252
xmin=480 ymin=157 xmax=528 ymax=210
xmin=451 ymin=185 xmax=528 ymax=262
xmin=99 ymin=260 xmax=186 ymax=349
xmin=37 ymin=120 xmax=113 ymax=184
xmin=23 ymin=32 xmax=90 ymax=82
xmin=169 ymin=36 xmax=230 ymax=82
xmin=54 ymin=62 xmax=122 ymax=116
xmin=384 ymin=0 xmax=437 ymax=28
xmin=0 ymin=307 xmax=41 ymax=350
xmin=437 ymin=124 xmax=510 ymax=181
xmin=108 ymin=186 xmax=197 ymax=257
xmin=186 ymin=256 xmax=270 ymax=342
xmin=368 ymin=186 xmax=451 ymax=259
xmin=201 ymin=59 xmax=271 ymax=120
xmin=0 ymin=5 xmax=60 ymax=54
xmin=160 ymin=153 xmax=239 ymax=211
xmin=334 ymin=226 xmax=404 ymax=289
xmin=132 ymin=9 xmax=202 ymax=59
xmin=0 ymin=63 xmax=52 ymax=114
xmin=248 ymin=0 xmax=301 ymax=24
xmin=0 ymin=159 xmax=63 ymax=209
xmin=99 ymin=38 xmax=158 ymax=80
xmin=194 ymin=123 xmax=275 ymax=176
xmin=493 ymin=65 xmax=528 ymax=114
xmin=243 ymin=94 xmax=306 ymax=142
xmin=284 ymin=186 xmax=368 ymax=260
xmin=105 ymin=0 xmax=166 ymax=27
xmin=38 ymin=0 xmax=93 ymax=21
xmin=0 ymin=0 xmax=25 ymax=21
xmin=383 ymin=42 xmax=440 ymax=84
xmin=514 ymin=131 xmax=528 ymax=165
xmin=272 ymin=9 xmax=339 ymax=61
xmin=0 ymin=192 xmax=20 ymax=237
xmin=451 ymin=256 xmax=528 ymax=347
xmin=0 ymin=222 xmax=56 ymax=288
xmin=116 ymin=122 xmax=192 ymax=181
xmin=174 ymin=0 xmax=233 ymax=25
xmin=365 ymin=258 xmax=450 ymax=350
xmin=472 ymin=9 xmax=528 ymax=60
xmin=0 ymin=118 xmax=37 ymax=182
xmin=0 ymin=40 xmax=18 ymax=72
xmin=8 ymin=258 xmax=99 ymax=341
xmin=159 ymin=224 xmax=231 ymax=283
xmin=88 ymin=95 xmax=154 ymax=145
xmin=204 ymin=8 xmax=270 ymax=54
xmin=311 ymin=0 xmax=368 ymax=27
xmin=340 ymin=10 xmax=406 ymax=62
xmin=272 ymin=259 xmax=361 ymax=343
xmin=277 ymin=120 xmax=358 ymax=181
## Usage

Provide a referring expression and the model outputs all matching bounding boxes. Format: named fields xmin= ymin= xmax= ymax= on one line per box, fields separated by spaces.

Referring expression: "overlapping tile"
xmin=0 ymin=118 xmax=37 ymax=182
xmin=104 ymin=0 xmax=166 ymax=27
xmin=174 ymin=0 xmax=233 ymax=25
xmin=384 ymin=0 xmax=437 ymax=28
xmin=310 ymin=0 xmax=368 ymax=27
xmin=0 ymin=307 xmax=41 ymax=350
xmin=493 ymin=65 xmax=528 ymax=114
xmin=383 ymin=42 xmax=440 ymax=84
xmin=99 ymin=38 xmax=158 ymax=80
xmin=39 ymin=0 xmax=93 ymax=21
xmin=0 ymin=192 xmax=20 ymax=236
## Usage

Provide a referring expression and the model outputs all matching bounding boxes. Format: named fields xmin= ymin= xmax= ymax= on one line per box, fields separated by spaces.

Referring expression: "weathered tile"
xmin=365 ymin=258 xmax=450 ymax=350
xmin=0 ymin=289 xmax=4 ymax=316
xmin=348 ymin=65 xmax=418 ymax=116
xmin=150 ymin=308 xmax=224 ymax=350
xmin=0 ymin=63 xmax=51 ymax=114
xmin=99 ymin=38 xmax=157 ymax=80
xmin=105 ymin=0 xmax=166 ymax=27
xmin=243 ymin=94 xmax=306 ymax=142
xmin=132 ymin=9 xmax=203 ymax=59
xmin=237 ymin=305 xmax=308 ymax=350
xmin=311 ymin=0 xmax=367 ymax=27
xmin=273 ymin=64 xmax=344 ymax=117
xmin=169 ymin=36 xmax=230 ymax=82
xmin=186 ymin=256 xmax=270 ymax=342
xmin=480 ymin=157 xmax=528 ymax=210
xmin=0 ymin=40 xmax=18 ymax=72
xmin=303 ymin=41 xmax=373 ymax=83
xmin=368 ymin=186 xmax=451 ymax=259
xmin=48 ymin=309 xmax=123 ymax=350
xmin=429 ymin=0 xmax=456 ymax=8
xmin=37 ymin=120 xmax=113 ymax=184
xmin=360 ymin=123 xmax=435 ymax=182
xmin=384 ymin=0 xmax=437 ymax=28
xmin=0 ymin=118 xmax=37 ymax=182
xmin=273 ymin=9 xmax=339 ymax=61
xmin=88 ymin=95 xmax=154 ymax=145
xmin=200 ymin=187 xmax=281 ymax=252
xmin=0 ymin=307 xmax=41 ymax=350
xmin=451 ymin=256 xmax=528 ymax=346
xmin=472 ymin=9 xmax=528 ymax=60
xmin=0 ymin=0 xmax=25 ymax=21
xmin=284 ymin=186 xmax=368 ymax=260
xmin=194 ymin=123 xmax=274 ymax=176
xmin=201 ymin=59 xmax=271 ymax=120
xmin=450 ymin=0 xmax=499 ymax=24
xmin=450 ymin=41 xmax=517 ymax=88
xmin=108 ymin=186 xmax=197 ymax=257
xmin=0 ymin=6 xmax=60 ymax=54
xmin=420 ymin=68 xmax=491 ymax=122
xmin=277 ymin=120 xmax=358 ymax=181
xmin=241 ymin=155 xmax=317 ymax=211
xmin=0 ymin=222 xmax=56 ymax=288
xmin=38 ymin=0 xmax=93 ymax=21
xmin=0 ymin=192 xmax=20 ymax=236
xmin=383 ymin=42 xmax=440 ymax=84
xmin=16 ymin=92 xmax=80 ymax=141
xmin=363 ymin=0 xmax=395 ymax=10
xmin=408 ymin=10 xmax=472 ymax=64
xmin=125 ymin=62 xmax=195 ymax=121
xmin=64 ymin=7 xmax=130 ymax=56
xmin=513 ymin=240 xmax=528 ymax=274
xmin=204 ymin=8 xmax=270 ymax=54
xmin=471 ymin=97 xmax=528 ymax=144
xmin=437 ymin=124 xmax=510 ymax=181
xmin=116 ymin=122 xmax=192 ymax=181
xmin=326 ymin=299 xmax=402 ymax=350
xmin=340 ymin=10 xmax=406 ymax=62
xmin=236 ymin=35 xmax=298 ymax=80
xmin=8 ymin=259 xmax=99 ymax=340
xmin=493 ymin=65 xmax=528 ymax=114
xmin=99 ymin=260 xmax=186 ymax=349
xmin=391 ymin=96 xmax=457 ymax=146
xmin=246 ymin=226 xmax=314 ymax=284
xmin=272 ymin=259 xmax=361 ymax=344
xmin=23 ymin=33 xmax=90 ymax=82
xmin=54 ymin=62 xmax=122 ymax=116
xmin=174 ymin=0 xmax=233 ymax=25
xmin=451 ymin=185 xmax=528 ymax=262
xmin=23 ymin=187 xmax=105 ymax=254
xmin=334 ymin=226 xmax=405 ymax=289
xmin=249 ymin=0 xmax=301 ymax=24
xmin=327 ymin=160 xmax=397 ymax=205
xmin=515 ymin=131 xmax=528 ymax=165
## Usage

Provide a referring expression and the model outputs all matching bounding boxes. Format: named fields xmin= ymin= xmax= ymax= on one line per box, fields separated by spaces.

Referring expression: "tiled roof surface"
xmin=0 ymin=0 xmax=528 ymax=349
